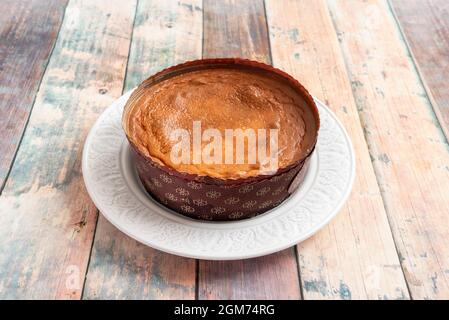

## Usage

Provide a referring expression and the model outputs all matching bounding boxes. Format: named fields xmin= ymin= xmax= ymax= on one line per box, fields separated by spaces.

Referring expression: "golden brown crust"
xmin=124 ymin=61 xmax=319 ymax=180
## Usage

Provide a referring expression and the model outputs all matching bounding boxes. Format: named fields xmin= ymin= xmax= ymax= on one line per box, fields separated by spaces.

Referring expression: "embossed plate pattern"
xmin=82 ymin=90 xmax=355 ymax=260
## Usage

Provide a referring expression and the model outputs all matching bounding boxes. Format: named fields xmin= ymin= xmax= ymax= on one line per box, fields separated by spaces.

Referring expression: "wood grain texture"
xmin=391 ymin=0 xmax=449 ymax=138
xmin=199 ymin=0 xmax=301 ymax=300
xmin=0 ymin=0 xmax=68 ymax=191
xmin=83 ymin=0 xmax=202 ymax=299
xmin=203 ymin=0 xmax=270 ymax=63
xmin=266 ymin=0 xmax=409 ymax=299
xmin=83 ymin=219 xmax=196 ymax=299
xmin=327 ymin=0 xmax=449 ymax=299
xmin=199 ymin=249 xmax=301 ymax=299
xmin=124 ymin=0 xmax=203 ymax=90
xmin=0 ymin=0 xmax=136 ymax=299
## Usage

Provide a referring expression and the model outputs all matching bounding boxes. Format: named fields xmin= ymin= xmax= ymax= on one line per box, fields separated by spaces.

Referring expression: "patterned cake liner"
xmin=122 ymin=58 xmax=320 ymax=221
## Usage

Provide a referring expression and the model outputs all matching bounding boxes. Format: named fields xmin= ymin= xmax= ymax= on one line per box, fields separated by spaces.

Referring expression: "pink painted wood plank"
xmin=198 ymin=0 xmax=301 ymax=300
xmin=327 ymin=0 xmax=449 ymax=299
xmin=83 ymin=0 xmax=203 ymax=299
xmin=266 ymin=0 xmax=409 ymax=299
xmin=391 ymin=0 xmax=449 ymax=138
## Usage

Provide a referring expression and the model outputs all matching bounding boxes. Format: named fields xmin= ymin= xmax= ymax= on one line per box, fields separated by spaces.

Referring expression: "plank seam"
xmin=387 ymin=0 xmax=449 ymax=143
xmin=263 ymin=0 xmax=303 ymax=298
xmin=262 ymin=0 xmax=304 ymax=300
xmin=262 ymin=0 xmax=274 ymax=65
xmin=385 ymin=0 xmax=449 ymax=297
xmin=0 ymin=0 xmax=69 ymax=195
xmin=201 ymin=0 xmax=205 ymax=59
xmin=198 ymin=0 xmax=204 ymax=298
xmin=293 ymin=246 xmax=304 ymax=300
xmin=122 ymin=0 xmax=140 ymax=94
xmin=263 ymin=0 xmax=303 ymax=299
xmin=326 ymin=0 xmax=413 ymax=300
xmin=80 ymin=0 xmax=139 ymax=299
xmin=195 ymin=259 xmax=200 ymax=300
xmin=80 ymin=209 xmax=100 ymax=300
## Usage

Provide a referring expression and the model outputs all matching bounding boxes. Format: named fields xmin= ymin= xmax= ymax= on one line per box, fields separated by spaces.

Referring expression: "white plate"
xmin=82 ymin=90 xmax=355 ymax=260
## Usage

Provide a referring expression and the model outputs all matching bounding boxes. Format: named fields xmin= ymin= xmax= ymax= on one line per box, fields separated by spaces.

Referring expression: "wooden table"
xmin=1 ymin=0 xmax=448 ymax=300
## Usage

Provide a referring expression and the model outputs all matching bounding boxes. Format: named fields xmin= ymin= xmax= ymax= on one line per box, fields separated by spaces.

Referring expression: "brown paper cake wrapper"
xmin=122 ymin=58 xmax=320 ymax=221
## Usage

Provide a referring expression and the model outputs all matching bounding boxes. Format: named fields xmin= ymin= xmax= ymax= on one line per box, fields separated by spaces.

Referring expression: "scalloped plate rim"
xmin=82 ymin=89 xmax=355 ymax=260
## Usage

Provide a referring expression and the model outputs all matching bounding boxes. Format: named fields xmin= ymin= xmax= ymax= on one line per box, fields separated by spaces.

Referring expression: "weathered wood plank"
xmin=327 ymin=0 xmax=449 ymax=299
xmin=0 ymin=0 xmax=136 ymax=299
xmin=0 ymin=0 xmax=68 ymax=190
xmin=266 ymin=0 xmax=409 ymax=299
xmin=203 ymin=0 xmax=270 ymax=63
xmin=83 ymin=0 xmax=202 ymax=299
xmin=200 ymin=250 xmax=301 ymax=299
xmin=124 ymin=0 xmax=203 ymax=90
xmin=198 ymin=0 xmax=301 ymax=300
xmin=391 ymin=0 xmax=449 ymax=138
xmin=83 ymin=219 xmax=196 ymax=299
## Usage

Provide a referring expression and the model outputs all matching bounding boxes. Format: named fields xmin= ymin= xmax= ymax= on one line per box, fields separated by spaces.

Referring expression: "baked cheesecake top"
xmin=125 ymin=67 xmax=317 ymax=179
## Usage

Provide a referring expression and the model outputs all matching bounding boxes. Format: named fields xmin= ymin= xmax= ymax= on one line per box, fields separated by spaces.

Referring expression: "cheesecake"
xmin=122 ymin=59 xmax=319 ymax=220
